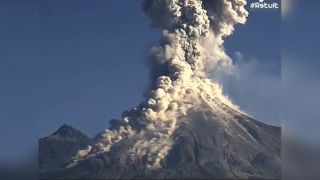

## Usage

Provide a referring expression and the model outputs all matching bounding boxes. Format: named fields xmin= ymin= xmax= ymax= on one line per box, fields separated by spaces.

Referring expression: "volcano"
xmin=39 ymin=0 xmax=281 ymax=179
xmin=39 ymin=105 xmax=280 ymax=179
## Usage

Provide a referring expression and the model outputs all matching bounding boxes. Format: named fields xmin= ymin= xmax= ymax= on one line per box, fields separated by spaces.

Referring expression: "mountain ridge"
xmin=39 ymin=108 xmax=281 ymax=179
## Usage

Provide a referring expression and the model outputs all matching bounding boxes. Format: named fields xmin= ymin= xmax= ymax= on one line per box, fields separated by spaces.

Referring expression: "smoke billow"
xmin=71 ymin=0 xmax=248 ymax=169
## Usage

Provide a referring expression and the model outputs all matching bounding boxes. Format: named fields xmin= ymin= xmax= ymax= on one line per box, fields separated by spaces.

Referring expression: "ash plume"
xmin=70 ymin=0 xmax=249 ymax=169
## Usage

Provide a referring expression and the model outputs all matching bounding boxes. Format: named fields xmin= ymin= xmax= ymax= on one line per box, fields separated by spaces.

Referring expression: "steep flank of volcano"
xmin=40 ymin=107 xmax=280 ymax=179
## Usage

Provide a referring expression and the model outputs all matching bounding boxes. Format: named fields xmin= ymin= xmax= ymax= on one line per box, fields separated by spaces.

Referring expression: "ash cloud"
xmin=70 ymin=0 xmax=249 ymax=169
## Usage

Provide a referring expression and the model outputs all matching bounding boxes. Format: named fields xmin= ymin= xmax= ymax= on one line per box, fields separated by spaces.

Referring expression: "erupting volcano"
xmin=39 ymin=0 xmax=281 ymax=179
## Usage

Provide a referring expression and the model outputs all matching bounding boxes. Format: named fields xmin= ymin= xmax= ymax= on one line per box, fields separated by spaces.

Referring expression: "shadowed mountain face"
xmin=39 ymin=124 xmax=92 ymax=173
xmin=39 ymin=109 xmax=281 ymax=179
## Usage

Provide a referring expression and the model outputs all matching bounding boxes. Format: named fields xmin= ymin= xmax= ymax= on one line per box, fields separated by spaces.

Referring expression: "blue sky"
xmin=282 ymin=0 xmax=320 ymax=144
xmin=0 ymin=0 xmax=281 ymax=162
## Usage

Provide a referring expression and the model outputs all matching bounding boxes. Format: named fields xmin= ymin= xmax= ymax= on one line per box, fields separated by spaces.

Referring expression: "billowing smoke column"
xmin=71 ymin=0 xmax=248 ymax=169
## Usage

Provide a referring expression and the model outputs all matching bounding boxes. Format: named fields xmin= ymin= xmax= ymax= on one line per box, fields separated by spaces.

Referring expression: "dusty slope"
xmin=40 ymin=107 xmax=280 ymax=179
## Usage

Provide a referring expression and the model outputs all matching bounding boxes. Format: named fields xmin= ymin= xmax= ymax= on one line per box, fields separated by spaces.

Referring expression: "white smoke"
xmin=70 ymin=0 xmax=249 ymax=169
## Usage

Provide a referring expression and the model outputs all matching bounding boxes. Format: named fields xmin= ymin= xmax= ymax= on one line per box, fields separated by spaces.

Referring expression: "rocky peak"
xmin=50 ymin=124 xmax=90 ymax=142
